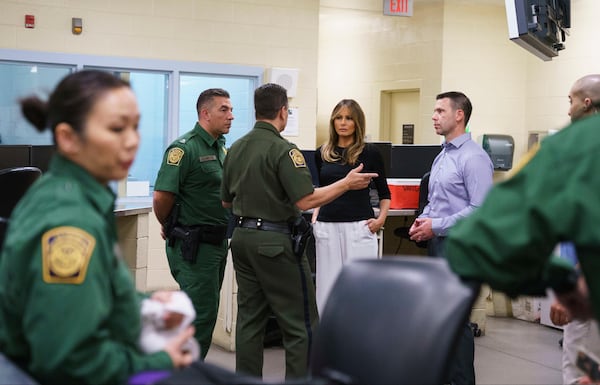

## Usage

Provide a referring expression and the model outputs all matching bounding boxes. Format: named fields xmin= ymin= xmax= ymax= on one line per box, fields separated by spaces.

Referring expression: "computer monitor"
xmin=300 ymin=149 xmax=320 ymax=187
xmin=368 ymin=141 xmax=392 ymax=177
xmin=30 ymin=145 xmax=56 ymax=173
xmin=0 ymin=145 xmax=32 ymax=171
xmin=389 ymin=145 xmax=442 ymax=179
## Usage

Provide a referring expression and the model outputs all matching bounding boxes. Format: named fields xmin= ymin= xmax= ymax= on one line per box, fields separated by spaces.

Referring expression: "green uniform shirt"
xmin=221 ymin=121 xmax=314 ymax=222
xmin=445 ymin=114 xmax=600 ymax=321
xmin=0 ymin=155 xmax=172 ymax=384
xmin=155 ymin=122 xmax=228 ymax=226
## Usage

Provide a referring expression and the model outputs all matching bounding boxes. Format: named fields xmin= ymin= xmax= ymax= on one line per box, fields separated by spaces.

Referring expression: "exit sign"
xmin=383 ymin=0 xmax=413 ymax=17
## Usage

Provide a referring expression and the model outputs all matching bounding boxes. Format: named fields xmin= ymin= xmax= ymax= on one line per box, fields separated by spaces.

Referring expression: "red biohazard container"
xmin=387 ymin=178 xmax=420 ymax=209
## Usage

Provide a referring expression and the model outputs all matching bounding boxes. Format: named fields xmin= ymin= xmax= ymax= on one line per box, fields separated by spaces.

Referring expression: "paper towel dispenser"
xmin=481 ymin=134 xmax=514 ymax=170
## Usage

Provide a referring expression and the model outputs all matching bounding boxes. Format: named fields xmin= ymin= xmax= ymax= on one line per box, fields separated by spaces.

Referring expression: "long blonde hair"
xmin=321 ymin=99 xmax=366 ymax=165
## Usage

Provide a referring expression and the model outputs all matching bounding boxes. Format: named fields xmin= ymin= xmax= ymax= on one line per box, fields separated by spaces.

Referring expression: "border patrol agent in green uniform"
xmin=445 ymin=114 xmax=600 ymax=327
xmin=154 ymin=88 xmax=234 ymax=360
xmin=221 ymin=83 xmax=378 ymax=379
xmin=0 ymin=70 xmax=193 ymax=384
xmin=0 ymin=156 xmax=173 ymax=384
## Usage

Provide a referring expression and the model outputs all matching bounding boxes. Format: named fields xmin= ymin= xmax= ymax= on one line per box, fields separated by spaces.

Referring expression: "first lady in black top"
xmin=312 ymin=99 xmax=390 ymax=314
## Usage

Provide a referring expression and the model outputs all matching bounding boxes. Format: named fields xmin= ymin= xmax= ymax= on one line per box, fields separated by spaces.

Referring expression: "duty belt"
xmin=237 ymin=217 xmax=291 ymax=234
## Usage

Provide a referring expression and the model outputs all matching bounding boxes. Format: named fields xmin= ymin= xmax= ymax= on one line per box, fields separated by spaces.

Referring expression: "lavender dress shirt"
xmin=420 ymin=132 xmax=494 ymax=236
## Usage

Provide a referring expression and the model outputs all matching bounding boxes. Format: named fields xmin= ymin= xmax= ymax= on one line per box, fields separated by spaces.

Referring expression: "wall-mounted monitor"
xmin=505 ymin=0 xmax=570 ymax=61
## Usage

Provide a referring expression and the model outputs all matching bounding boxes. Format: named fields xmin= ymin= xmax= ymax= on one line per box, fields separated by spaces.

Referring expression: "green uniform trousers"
xmin=166 ymin=239 xmax=227 ymax=359
xmin=231 ymin=228 xmax=318 ymax=379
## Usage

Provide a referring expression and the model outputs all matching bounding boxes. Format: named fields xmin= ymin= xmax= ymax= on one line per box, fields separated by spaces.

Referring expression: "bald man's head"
xmin=568 ymin=74 xmax=600 ymax=122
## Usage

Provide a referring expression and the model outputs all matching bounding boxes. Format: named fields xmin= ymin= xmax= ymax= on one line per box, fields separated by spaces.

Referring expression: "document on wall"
xmin=282 ymin=107 xmax=299 ymax=137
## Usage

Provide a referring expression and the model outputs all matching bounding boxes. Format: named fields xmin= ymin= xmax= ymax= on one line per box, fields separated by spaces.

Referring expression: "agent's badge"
xmin=289 ymin=149 xmax=306 ymax=168
xmin=167 ymin=147 xmax=185 ymax=166
xmin=42 ymin=226 xmax=96 ymax=284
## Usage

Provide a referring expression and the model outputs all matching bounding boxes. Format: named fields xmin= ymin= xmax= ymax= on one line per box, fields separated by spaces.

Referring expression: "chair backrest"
xmin=0 ymin=167 xmax=42 ymax=252
xmin=310 ymin=256 xmax=479 ymax=385
xmin=0 ymin=167 xmax=42 ymax=218
xmin=417 ymin=171 xmax=430 ymax=216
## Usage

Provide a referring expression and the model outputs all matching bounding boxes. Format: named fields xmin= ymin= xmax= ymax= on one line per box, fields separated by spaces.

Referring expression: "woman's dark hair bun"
xmin=20 ymin=96 xmax=49 ymax=132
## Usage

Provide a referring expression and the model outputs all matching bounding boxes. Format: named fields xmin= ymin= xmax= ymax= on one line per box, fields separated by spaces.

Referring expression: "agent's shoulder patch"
xmin=289 ymin=149 xmax=306 ymax=168
xmin=167 ymin=147 xmax=185 ymax=166
xmin=42 ymin=226 xmax=96 ymax=284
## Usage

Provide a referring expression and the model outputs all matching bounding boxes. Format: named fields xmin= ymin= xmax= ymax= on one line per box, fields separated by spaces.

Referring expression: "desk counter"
xmin=114 ymin=199 xmax=153 ymax=291
xmin=114 ymin=201 xmax=152 ymax=217
xmin=386 ymin=208 xmax=417 ymax=217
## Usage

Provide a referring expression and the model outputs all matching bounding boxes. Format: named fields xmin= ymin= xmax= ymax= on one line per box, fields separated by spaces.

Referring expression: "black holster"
xmin=290 ymin=216 xmax=313 ymax=259
xmin=165 ymin=203 xmax=181 ymax=248
xmin=182 ymin=228 xmax=202 ymax=263
xmin=167 ymin=226 xmax=200 ymax=263
xmin=168 ymin=224 xmax=228 ymax=264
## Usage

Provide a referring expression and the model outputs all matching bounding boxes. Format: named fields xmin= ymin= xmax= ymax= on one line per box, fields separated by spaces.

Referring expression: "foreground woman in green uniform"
xmin=0 ymin=70 xmax=194 ymax=384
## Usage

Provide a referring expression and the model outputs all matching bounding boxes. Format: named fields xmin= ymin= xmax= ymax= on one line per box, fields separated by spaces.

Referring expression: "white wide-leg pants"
xmin=313 ymin=220 xmax=378 ymax=314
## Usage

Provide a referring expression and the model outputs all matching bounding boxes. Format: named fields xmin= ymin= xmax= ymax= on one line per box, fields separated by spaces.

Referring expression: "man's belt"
xmin=237 ymin=217 xmax=291 ymax=234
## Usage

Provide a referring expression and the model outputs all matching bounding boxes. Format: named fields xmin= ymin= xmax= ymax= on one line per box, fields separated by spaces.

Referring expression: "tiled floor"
xmin=474 ymin=316 xmax=562 ymax=384
xmin=205 ymin=316 xmax=564 ymax=384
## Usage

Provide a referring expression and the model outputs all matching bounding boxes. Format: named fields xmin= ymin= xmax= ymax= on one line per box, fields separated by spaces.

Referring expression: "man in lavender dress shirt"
xmin=409 ymin=91 xmax=494 ymax=385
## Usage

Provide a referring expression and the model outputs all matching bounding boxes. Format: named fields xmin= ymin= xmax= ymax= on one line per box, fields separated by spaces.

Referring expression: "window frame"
xmin=0 ymin=48 xmax=263 ymax=148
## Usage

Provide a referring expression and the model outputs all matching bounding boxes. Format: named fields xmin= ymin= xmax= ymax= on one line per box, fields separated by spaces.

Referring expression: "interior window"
xmin=0 ymin=62 xmax=73 ymax=145
xmin=179 ymin=74 xmax=254 ymax=146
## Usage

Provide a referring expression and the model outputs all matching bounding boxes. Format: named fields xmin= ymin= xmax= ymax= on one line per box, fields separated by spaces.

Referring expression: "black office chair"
xmin=0 ymin=167 xmax=42 ymax=384
xmin=0 ymin=167 xmax=42 ymax=251
xmin=310 ymin=257 xmax=480 ymax=385
xmin=394 ymin=171 xmax=430 ymax=251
